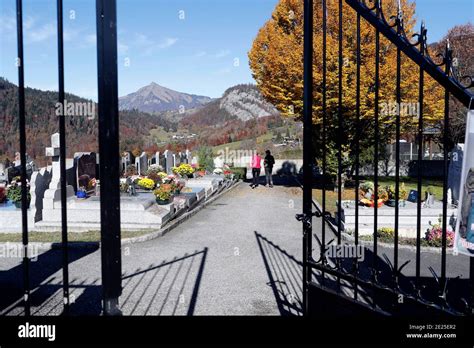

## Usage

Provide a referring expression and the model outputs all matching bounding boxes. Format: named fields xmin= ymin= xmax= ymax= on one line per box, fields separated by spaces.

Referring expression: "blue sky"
xmin=0 ymin=0 xmax=472 ymax=100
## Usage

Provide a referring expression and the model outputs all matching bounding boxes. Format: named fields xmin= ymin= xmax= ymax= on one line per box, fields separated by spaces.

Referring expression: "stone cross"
xmin=45 ymin=133 xmax=61 ymax=188
xmin=43 ymin=133 xmax=74 ymax=209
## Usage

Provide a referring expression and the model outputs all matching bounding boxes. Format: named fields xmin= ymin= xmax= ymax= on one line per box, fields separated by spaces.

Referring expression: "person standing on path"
xmin=251 ymin=152 xmax=262 ymax=188
xmin=264 ymin=150 xmax=275 ymax=188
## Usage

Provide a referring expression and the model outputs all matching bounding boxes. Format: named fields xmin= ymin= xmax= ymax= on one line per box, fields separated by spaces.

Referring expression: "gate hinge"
xmin=295 ymin=211 xmax=321 ymax=230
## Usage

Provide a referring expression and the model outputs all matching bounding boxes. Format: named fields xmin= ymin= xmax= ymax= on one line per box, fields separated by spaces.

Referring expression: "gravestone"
xmin=179 ymin=152 xmax=187 ymax=164
xmin=121 ymin=152 xmax=131 ymax=174
xmin=30 ymin=167 xmax=52 ymax=222
xmin=159 ymin=153 xmax=166 ymax=171
xmin=75 ymin=152 xmax=97 ymax=193
xmin=185 ymin=149 xmax=191 ymax=164
xmin=448 ymin=145 xmax=463 ymax=204
xmin=139 ymin=152 xmax=148 ymax=176
xmin=0 ymin=163 xmax=6 ymax=183
xmin=14 ymin=152 xmax=20 ymax=167
xmin=164 ymin=150 xmax=174 ymax=174
xmin=43 ymin=133 xmax=75 ymax=210
xmin=6 ymin=166 xmax=20 ymax=183
xmin=135 ymin=157 xmax=140 ymax=175
xmin=155 ymin=152 xmax=160 ymax=166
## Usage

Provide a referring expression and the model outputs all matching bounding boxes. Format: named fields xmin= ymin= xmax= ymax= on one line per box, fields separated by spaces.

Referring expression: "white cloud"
xmin=84 ymin=34 xmax=96 ymax=45
xmin=27 ymin=22 xmax=56 ymax=43
xmin=0 ymin=16 xmax=15 ymax=34
xmin=214 ymin=67 xmax=232 ymax=75
xmin=24 ymin=16 xmax=35 ymax=30
xmin=157 ymin=37 xmax=178 ymax=49
xmin=135 ymin=33 xmax=154 ymax=47
xmin=118 ymin=40 xmax=129 ymax=55
xmin=134 ymin=33 xmax=178 ymax=56
xmin=214 ymin=49 xmax=231 ymax=58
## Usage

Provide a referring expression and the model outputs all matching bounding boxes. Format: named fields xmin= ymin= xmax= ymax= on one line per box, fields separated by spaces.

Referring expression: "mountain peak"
xmin=119 ymin=83 xmax=212 ymax=113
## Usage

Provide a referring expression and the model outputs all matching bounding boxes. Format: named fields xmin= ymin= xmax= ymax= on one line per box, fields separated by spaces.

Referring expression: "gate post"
xmin=302 ymin=0 xmax=314 ymax=315
xmin=96 ymin=0 xmax=122 ymax=316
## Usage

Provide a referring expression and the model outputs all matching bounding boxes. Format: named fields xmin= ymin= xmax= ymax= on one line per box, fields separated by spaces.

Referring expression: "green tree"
xmin=197 ymin=146 xmax=215 ymax=172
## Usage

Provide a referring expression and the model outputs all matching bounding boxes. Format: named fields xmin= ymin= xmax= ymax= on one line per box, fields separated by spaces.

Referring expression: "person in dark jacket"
xmin=264 ymin=150 xmax=275 ymax=187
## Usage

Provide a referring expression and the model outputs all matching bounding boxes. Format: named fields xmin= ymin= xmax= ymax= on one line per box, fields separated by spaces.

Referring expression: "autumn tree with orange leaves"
xmin=249 ymin=0 xmax=444 ymax=174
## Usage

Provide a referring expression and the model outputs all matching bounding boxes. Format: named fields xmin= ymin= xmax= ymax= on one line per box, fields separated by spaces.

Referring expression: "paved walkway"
xmin=0 ymin=181 xmax=304 ymax=316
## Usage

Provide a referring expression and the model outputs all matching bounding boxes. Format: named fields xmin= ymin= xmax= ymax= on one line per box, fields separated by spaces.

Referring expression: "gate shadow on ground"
xmin=119 ymin=247 xmax=208 ymax=316
xmin=312 ymin=233 xmax=472 ymax=315
xmin=254 ymin=231 xmax=304 ymax=316
xmin=1 ymin=247 xmax=208 ymax=316
xmin=245 ymin=174 xmax=301 ymax=188
xmin=0 ymin=245 xmax=99 ymax=315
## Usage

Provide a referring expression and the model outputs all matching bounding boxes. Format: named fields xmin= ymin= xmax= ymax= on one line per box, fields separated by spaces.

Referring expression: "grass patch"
xmin=274 ymin=148 xmax=302 ymax=159
xmin=358 ymin=234 xmax=449 ymax=248
xmin=0 ymin=230 xmax=154 ymax=243
xmin=313 ymin=176 xmax=444 ymax=215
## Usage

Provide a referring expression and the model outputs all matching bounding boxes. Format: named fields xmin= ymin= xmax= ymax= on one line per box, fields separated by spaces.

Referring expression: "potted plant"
xmin=146 ymin=165 xmax=164 ymax=184
xmin=399 ymin=183 xmax=408 ymax=206
xmin=377 ymin=186 xmax=389 ymax=203
xmin=154 ymin=186 xmax=173 ymax=205
xmin=7 ymin=185 xmax=31 ymax=208
xmin=77 ymin=187 xmax=87 ymax=199
xmin=137 ymin=177 xmax=155 ymax=191
xmin=172 ymin=163 xmax=194 ymax=178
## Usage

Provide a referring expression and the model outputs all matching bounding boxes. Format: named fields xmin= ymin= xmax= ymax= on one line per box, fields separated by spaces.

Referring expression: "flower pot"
xmin=14 ymin=200 xmax=30 ymax=209
xmin=386 ymin=199 xmax=396 ymax=207
xmin=156 ymin=198 xmax=171 ymax=205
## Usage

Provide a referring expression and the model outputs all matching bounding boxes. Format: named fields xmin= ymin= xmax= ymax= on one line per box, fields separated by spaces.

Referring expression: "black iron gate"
xmin=300 ymin=0 xmax=474 ymax=317
xmin=14 ymin=0 xmax=122 ymax=316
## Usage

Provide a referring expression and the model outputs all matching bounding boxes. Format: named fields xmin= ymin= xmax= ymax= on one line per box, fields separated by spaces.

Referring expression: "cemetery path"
xmin=114 ymin=180 xmax=304 ymax=316
xmin=1 ymin=180 xmax=305 ymax=316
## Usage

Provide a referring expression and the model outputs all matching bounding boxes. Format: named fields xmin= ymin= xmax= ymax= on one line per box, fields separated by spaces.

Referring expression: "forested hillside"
xmin=0 ymin=78 xmax=174 ymax=166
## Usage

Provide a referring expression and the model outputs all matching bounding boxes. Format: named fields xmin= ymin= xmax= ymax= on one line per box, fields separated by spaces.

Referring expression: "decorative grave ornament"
xmin=407 ymin=190 xmax=418 ymax=203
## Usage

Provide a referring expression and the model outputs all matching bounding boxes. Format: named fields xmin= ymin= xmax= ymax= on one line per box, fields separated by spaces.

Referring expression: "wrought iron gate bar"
xmin=415 ymin=21 xmax=426 ymax=285
xmin=302 ymin=0 xmax=314 ymax=314
xmin=353 ymin=9 xmax=361 ymax=301
xmin=320 ymin=0 xmax=328 ymax=288
xmin=373 ymin=1 xmax=380 ymax=283
xmin=393 ymin=3 xmax=401 ymax=279
xmin=337 ymin=0 xmax=343 ymax=245
xmin=15 ymin=0 xmax=30 ymax=316
xmin=96 ymin=0 xmax=122 ymax=315
xmin=56 ymin=0 xmax=70 ymax=315
xmin=345 ymin=0 xmax=474 ymax=109
xmin=441 ymin=42 xmax=452 ymax=284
